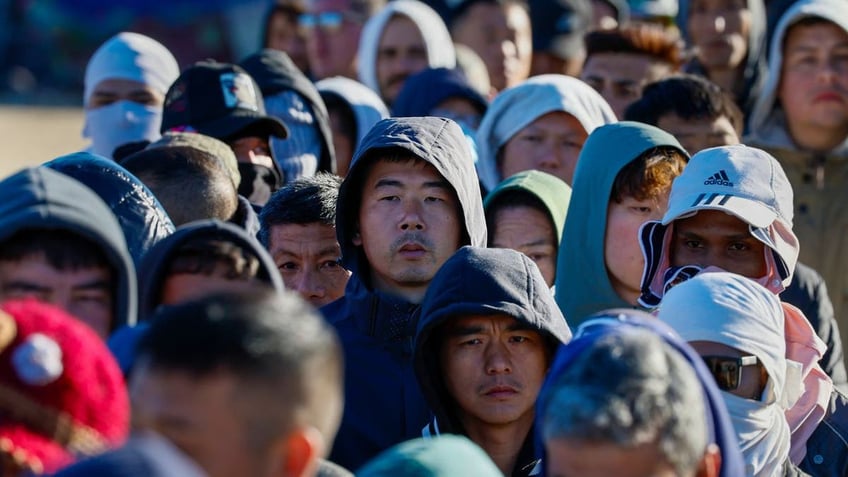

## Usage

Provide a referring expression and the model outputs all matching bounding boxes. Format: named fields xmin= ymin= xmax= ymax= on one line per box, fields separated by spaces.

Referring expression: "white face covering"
xmin=723 ymin=391 xmax=791 ymax=477
xmin=83 ymin=100 xmax=162 ymax=159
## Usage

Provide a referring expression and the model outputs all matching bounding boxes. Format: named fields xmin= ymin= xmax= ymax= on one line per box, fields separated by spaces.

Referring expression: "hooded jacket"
xmin=315 ymin=76 xmax=390 ymax=153
xmin=414 ymin=246 xmax=572 ymax=476
xmin=745 ymin=0 xmax=848 ymax=355
xmin=392 ymin=67 xmax=489 ymax=119
xmin=658 ymin=272 xmax=792 ymax=477
xmin=136 ymin=219 xmax=284 ymax=320
xmin=357 ymin=435 xmax=504 ymax=477
xmin=356 ymin=0 xmax=456 ymax=101
xmin=323 ymin=117 xmax=486 ymax=470
xmin=240 ymin=49 xmax=336 ymax=178
xmin=554 ymin=122 xmax=686 ymax=328
xmin=483 ymin=170 xmax=571 ymax=253
xmin=43 ymin=152 xmax=174 ymax=269
xmin=475 ymin=74 xmax=617 ymax=193
xmin=0 ymin=167 xmax=137 ymax=331
xmin=535 ymin=310 xmax=746 ymax=477
xmin=677 ymin=0 xmax=768 ymax=122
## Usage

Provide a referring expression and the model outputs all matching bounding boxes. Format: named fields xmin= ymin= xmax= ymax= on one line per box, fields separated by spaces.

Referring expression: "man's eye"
xmin=320 ymin=260 xmax=342 ymax=270
xmin=278 ymin=262 xmax=298 ymax=271
xmin=728 ymin=242 xmax=750 ymax=251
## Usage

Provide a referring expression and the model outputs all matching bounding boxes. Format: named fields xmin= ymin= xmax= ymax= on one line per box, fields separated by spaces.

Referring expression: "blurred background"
xmin=0 ymin=0 xmax=269 ymax=174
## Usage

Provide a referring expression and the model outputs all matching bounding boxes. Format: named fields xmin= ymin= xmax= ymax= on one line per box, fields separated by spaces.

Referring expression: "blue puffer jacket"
xmin=323 ymin=117 xmax=486 ymax=470
xmin=43 ymin=152 xmax=174 ymax=269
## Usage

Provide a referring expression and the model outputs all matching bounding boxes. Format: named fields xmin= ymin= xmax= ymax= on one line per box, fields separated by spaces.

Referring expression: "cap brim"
xmin=662 ymin=193 xmax=778 ymax=229
xmin=195 ymin=113 xmax=289 ymax=141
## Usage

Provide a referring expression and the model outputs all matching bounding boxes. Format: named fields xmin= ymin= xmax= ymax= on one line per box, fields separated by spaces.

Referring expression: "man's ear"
xmin=281 ymin=426 xmax=325 ymax=477
xmin=352 ymin=230 xmax=362 ymax=246
xmin=696 ymin=443 xmax=721 ymax=477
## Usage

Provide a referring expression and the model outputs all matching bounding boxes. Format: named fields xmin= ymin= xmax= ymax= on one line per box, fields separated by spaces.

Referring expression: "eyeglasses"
xmin=701 ymin=355 xmax=759 ymax=392
xmin=298 ymin=11 xmax=363 ymax=33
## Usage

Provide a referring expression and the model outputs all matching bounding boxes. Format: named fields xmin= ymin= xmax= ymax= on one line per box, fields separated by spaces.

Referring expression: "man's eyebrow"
xmin=446 ymin=324 xmax=484 ymax=336
xmin=2 ymin=281 xmax=49 ymax=293
xmin=507 ymin=321 xmax=536 ymax=332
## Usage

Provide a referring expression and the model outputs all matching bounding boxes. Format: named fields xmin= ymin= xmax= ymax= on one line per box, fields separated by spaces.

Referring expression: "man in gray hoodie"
xmin=322 ymin=116 xmax=486 ymax=470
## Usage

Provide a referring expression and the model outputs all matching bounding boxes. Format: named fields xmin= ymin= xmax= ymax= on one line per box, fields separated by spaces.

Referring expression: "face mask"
xmin=83 ymin=100 xmax=162 ymax=159
xmin=237 ymin=162 xmax=281 ymax=206
xmin=722 ymin=391 xmax=790 ymax=477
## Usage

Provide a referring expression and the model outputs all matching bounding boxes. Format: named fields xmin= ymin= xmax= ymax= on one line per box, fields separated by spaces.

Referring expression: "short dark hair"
xmin=449 ymin=0 xmax=528 ymax=30
xmin=484 ymin=189 xmax=553 ymax=245
xmin=0 ymin=229 xmax=111 ymax=271
xmin=610 ymin=146 xmax=686 ymax=203
xmin=136 ymin=290 xmax=343 ymax=449
xmin=584 ymin=24 xmax=682 ymax=68
xmin=623 ymin=75 xmax=744 ymax=134
xmin=166 ymin=236 xmax=261 ymax=280
xmin=258 ymin=173 xmax=342 ymax=247
xmin=121 ymin=146 xmax=238 ymax=226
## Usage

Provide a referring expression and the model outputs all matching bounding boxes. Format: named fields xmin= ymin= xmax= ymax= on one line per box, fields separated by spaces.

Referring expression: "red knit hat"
xmin=0 ymin=299 xmax=129 ymax=474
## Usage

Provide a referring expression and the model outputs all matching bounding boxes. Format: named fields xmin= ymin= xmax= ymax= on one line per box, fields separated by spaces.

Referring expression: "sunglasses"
xmin=298 ymin=11 xmax=362 ymax=32
xmin=701 ymin=355 xmax=759 ymax=392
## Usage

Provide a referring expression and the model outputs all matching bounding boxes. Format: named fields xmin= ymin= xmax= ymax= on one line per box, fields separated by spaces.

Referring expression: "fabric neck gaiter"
xmin=237 ymin=162 xmax=281 ymax=206
xmin=84 ymin=100 xmax=162 ymax=159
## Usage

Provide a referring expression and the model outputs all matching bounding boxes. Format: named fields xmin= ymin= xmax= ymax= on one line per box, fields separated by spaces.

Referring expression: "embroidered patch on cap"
xmin=219 ymin=72 xmax=259 ymax=111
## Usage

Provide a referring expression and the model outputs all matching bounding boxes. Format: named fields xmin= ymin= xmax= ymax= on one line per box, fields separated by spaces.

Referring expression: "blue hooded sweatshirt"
xmin=535 ymin=310 xmax=746 ymax=477
xmin=554 ymin=122 xmax=687 ymax=328
xmin=323 ymin=117 xmax=486 ymax=470
xmin=414 ymin=246 xmax=571 ymax=476
xmin=0 ymin=166 xmax=137 ymax=331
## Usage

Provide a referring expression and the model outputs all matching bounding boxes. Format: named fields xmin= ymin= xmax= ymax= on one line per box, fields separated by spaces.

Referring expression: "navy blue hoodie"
xmin=0 ymin=166 xmax=137 ymax=331
xmin=414 ymin=246 xmax=571 ymax=476
xmin=323 ymin=117 xmax=486 ymax=470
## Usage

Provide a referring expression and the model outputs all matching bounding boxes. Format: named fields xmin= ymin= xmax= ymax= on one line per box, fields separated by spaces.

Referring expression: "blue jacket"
xmin=324 ymin=117 xmax=486 ymax=470
xmin=43 ymin=152 xmax=174 ymax=269
xmin=414 ymin=246 xmax=571 ymax=476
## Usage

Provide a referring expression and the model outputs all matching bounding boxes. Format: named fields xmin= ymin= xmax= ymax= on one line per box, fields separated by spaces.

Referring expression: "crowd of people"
xmin=0 ymin=0 xmax=847 ymax=475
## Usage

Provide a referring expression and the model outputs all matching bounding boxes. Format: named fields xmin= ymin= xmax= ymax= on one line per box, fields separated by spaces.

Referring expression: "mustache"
xmin=391 ymin=232 xmax=434 ymax=252
xmin=387 ymin=74 xmax=410 ymax=88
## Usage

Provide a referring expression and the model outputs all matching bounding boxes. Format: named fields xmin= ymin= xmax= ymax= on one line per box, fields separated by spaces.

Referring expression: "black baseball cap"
xmin=161 ymin=60 xmax=289 ymax=141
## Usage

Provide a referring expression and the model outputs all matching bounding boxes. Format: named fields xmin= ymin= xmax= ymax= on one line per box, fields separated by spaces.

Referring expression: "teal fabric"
xmin=357 ymin=435 xmax=503 ymax=477
xmin=483 ymin=170 xmax=572 ymax=249
xmin=554 ymin=121 xmax=686 ymax=328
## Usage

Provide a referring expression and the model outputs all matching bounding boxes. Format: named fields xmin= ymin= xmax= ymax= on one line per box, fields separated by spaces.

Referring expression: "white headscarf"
xmin=356 ymin=0 xmax=456 ymax=98
xmin=475 ymin=74 xmax=617 ymax=192
xmin=658 ymin=272 xmax=794 ymax=477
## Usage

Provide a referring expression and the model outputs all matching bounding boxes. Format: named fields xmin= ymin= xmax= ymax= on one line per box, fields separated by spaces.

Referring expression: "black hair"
xmin=136 ymin=290 xmax=343 ymax=449
xmin=0 ymin=229 xmax=111 ymax=271
xmin=623 ymin=74 xmax=744 ymax=134
xmin=258 ymin=173 xmax=342 ymax=247
xmin=484 ymin=189 xmax=554 ymax=245
xmin=121 ymin=146 xmax=238 ymax=226
xmin=321 ymin=92 xmax=358 ymax=143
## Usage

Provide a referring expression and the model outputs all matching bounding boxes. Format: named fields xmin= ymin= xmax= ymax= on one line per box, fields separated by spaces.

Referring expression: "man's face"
xmin=267 ymin=11 xmax=309 ymax=74
xmin=304 ymin=0 xmax=364 ymax=79
xmin=268 ymin=222 xmax=351 ymax=307
xmin=328 ymin=109 xmax=354 ymax=176
xmin=130 ymin=366 xmax=279 ymax=477
xmin=671 ymin=209 xmax=767 ymax=278
xmin=376 ymin=15 xmax=429 ymax=105
xmin=451 ymin=2 xmax=533 ymax=91
xmin=582 ymin=52 xmax=674 ymax=117
xmin=354 ymin=159 xmax=462 ymax=299
xmin=491 ymin=205 xmax=557 ymax=287
xmin=657 ymin=114 xmax=740 ymax=154
xmin=545 ymin=439 xmax=681 ymax=477
xmin=687 ymin=0 xmax=751 ymax=71
xmin=605 ymin=193 xmax=669 ymax=304
xmin=87 ymin=78 xmax=164 ymax=109
xmin=0 ymin=254 xmax=113 ymax=338
xmin=440 ymin=314 xmax=548 ymax=431
xmin=778 ymin=21 xmax=848 ymax=151
xmin=500 ymin=112 xmax=589 ymax=185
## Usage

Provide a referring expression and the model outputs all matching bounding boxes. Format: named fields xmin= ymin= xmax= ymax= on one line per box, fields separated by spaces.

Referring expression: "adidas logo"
xmin=704 ymin=170 xmax=734 ymax=187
